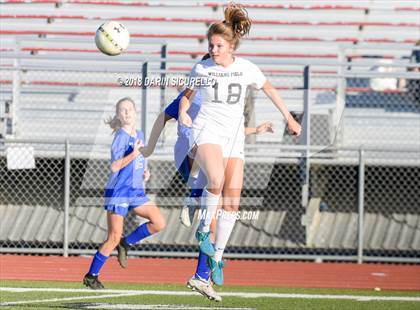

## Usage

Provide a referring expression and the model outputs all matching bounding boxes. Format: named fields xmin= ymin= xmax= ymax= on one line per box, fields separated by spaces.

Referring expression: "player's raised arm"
xmin=141 ymin=91 xmax=188 ymax=157
xmin=261 ymin=80 xmax=301 ymax=136
xmin=141 ymin=112 xmax=173 ymax=157
xmin=179 ymin=88 xmax=194 ymax=127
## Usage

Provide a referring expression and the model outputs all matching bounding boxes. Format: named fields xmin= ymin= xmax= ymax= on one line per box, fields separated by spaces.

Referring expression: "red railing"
xmin=2 ymin=0 xmax=419 ymax=12
xmin=0 ymin=30 xmax=416 ymax=45
xmin=1 ymin=15 xmax=418 ymax=28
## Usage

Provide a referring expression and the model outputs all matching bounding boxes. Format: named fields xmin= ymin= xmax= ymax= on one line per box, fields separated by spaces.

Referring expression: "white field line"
xmin=0 ymin=292 xmax=140 ymax=306
xmin=85 ymin=304 xmax=255 ymax=309
xmin=0 ymin=287 xmax=419 ymax=306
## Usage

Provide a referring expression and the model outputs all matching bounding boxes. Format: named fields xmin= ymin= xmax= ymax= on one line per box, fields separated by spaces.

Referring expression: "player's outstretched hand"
xmin=143 ymin=169 xmax=151 ymax=182
xmin=287 ymin=115 xmax=301 ymax=136
xmin=256 ymin=122 xmax=274 ymax=135
xmin=179 ymin=112 xmax=192 ymax=128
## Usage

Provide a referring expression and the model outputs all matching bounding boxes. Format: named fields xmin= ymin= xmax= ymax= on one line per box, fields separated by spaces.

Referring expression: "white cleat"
xmin=187 ymin=277 xmax=222 ymax=302
xmin=180 ymin=197 xmax=199 ymax=227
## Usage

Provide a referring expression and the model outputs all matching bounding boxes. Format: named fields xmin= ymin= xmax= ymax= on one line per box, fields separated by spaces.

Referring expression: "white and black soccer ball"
xmin=95 ymin=21 xmax=130 ymax=56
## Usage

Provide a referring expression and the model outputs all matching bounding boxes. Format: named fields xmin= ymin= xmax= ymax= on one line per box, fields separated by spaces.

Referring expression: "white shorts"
xmin=189 ymin=126 xmax=245 ymax=160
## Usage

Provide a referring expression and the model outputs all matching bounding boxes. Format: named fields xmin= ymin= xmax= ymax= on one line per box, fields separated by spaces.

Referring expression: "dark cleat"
xmin=83 ymin=273 xmax=104 ymax=290
xmin=116 ymin=238 xmax=129 ymax=268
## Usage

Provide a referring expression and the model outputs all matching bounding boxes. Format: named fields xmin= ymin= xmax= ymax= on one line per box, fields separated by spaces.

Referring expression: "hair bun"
xmin=223 ymin=2 xmax=251 ymax=38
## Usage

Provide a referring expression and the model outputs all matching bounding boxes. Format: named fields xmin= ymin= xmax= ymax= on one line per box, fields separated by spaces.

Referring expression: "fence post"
xmin=159 ymin=45 xmax=167 ymax=146
xmin=301 ymin=65 xmax=311 ymax=208
xmin=11 ymin=47 xmax=21 ymax=137
xmin=63 ymin=139 xmax=70 ymax=257
xmin=141 ymin=62 xmax=148 ymax=138
xmin=357 ymin=147 xmax=365 ymax=264
xmin=160 ymin=44 xmax=167 ymax=110
xmin=335 ymin=46 xmax=346 ymax=145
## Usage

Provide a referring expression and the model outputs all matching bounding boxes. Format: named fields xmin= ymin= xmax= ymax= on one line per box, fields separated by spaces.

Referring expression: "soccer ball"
xmin=95 ymin=21 xmax=130 ymax=56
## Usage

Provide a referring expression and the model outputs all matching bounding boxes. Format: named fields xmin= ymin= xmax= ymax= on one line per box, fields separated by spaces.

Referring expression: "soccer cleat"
xmin=180 ymin=197 xmax=199 ymax=227
xmin=195 ymin=230 xmax=215 ymax=257
xmin=83 ymin=273 xmax=105 ymax=290
xmin=116 ymin=238 xmax=129 ymax=268
xmin=208 ymin=257 xmax=225 ymax=286
xmin=187 ymin=277 xmax=222 ymax=302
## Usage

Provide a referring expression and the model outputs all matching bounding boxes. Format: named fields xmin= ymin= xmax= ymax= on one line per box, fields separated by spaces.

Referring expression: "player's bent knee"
xmin=155 ymin=218 xmax=166 ymax=232
xmin=205 ymin=171 xmax=224 ymax=188
xmin=206 ymin=179 xmax=224 ymax=194
xmin=149 ymin=215 xmax=166 ymax=233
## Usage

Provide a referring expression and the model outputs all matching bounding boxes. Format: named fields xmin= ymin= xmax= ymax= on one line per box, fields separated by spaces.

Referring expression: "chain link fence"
xmin=1 ymin=143 xmax=419 ymax=261
xmin=0 ymin=143 xmax=65 ymax=252
xmin=0 ymin=63 xmax=419 ymax=262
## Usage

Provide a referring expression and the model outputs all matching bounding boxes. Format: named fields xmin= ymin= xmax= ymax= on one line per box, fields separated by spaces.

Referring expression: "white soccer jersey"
xmin=189 ymin=57 xmax=267 ymax=137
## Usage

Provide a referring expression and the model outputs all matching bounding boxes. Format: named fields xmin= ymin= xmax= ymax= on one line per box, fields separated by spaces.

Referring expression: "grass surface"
xmin=1 ymin=279 xmax=419 ymax=310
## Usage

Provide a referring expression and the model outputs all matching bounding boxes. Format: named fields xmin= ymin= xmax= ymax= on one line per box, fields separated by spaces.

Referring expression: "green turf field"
xmin=1 ymin=280 xmax=419 ymax=309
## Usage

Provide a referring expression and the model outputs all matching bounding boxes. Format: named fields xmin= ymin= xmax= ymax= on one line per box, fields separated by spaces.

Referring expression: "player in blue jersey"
xmin=141 ymin=55 xmax=212 ymax=220
xmin=162 ymin=88 xmax=207 ymax=225
xmin=83 ymin=97 xmax=166 ymax=290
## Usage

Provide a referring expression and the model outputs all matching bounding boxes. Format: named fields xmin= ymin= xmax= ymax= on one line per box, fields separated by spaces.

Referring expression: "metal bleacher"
xmin=1 ymin=0 xmax=419 ymax=152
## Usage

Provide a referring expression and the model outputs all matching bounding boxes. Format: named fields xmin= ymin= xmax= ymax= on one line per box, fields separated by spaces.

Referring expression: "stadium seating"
xmin=1 ymin=0 xmax=418 ymax=150
xmin=1 ymin=1 xmax=418 ymax=134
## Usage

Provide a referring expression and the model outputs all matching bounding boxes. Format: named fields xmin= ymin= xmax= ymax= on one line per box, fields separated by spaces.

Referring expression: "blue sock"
xmin=191 ymin=188 xmax=203 ymax=198
xmin=124 ymin=223 xmax=151 ymax=246
xmin=88 ymin=251 xmax=108 ymax=276
xmin=194 ymin=250 xmax=211 ymax=281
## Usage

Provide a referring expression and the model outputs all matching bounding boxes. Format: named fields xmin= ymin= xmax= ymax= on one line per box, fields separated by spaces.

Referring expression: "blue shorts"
xmin=104 ymin=193 xmax=150 ymax=217
xmin=177 ymin=155 xmax=191 ymax=183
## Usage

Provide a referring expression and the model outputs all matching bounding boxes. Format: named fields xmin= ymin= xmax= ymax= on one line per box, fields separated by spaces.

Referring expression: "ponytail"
xmin=207 ymin=2 xmax=251 ymax=50
xmin=104 ymin=115 xmax=122 ymax=134
xmin=223 ymin=3 xmax=251 ymax=39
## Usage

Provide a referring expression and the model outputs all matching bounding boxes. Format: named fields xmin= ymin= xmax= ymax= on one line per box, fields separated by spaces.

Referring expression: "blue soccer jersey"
xmin=164 ymin=90 xmax=202 ymax=173
xmin=104 ymin=128 xmax=148 ymax=214
xmin=164 ymin=90 xmax=202 ymax=136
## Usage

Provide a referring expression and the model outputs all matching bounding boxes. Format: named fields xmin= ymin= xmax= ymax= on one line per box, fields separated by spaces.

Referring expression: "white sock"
xmin=214 ymin=210 xmax=237 ymax=262
xmin=198 ymin=188 xmax=220 ymax=233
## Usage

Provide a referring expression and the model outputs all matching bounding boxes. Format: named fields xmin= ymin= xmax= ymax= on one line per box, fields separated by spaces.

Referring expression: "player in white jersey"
xmin=179 ymin=3 xmax=301 ymax=287
xmin=188 ymin=56 xmax=266 ymax=159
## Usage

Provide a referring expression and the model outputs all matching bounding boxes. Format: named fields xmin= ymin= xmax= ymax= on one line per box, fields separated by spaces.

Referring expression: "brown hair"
xmin=105 ymin=97 xmax=136 ymax=134
xmin=207 ymin=3 xmax=251 ymax=50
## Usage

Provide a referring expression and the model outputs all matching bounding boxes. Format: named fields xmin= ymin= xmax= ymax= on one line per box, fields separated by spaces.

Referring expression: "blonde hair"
xmin=207 ymin=3 xmax=251 ymax=50
xmin=105 ymin=97 xmax=136 ymax=134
